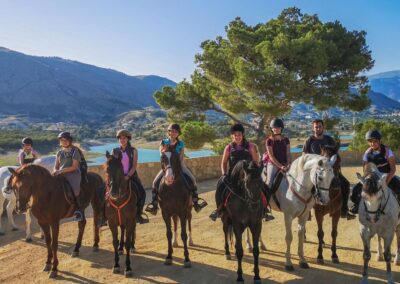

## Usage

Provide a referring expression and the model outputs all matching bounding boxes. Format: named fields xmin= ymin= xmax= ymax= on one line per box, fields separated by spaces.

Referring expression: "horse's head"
xmin=320 ymin=144 xmax=342 ymax=200
xmin=242 ymin=161 xmax=263 ymax=201
xmin=105 ymin=151 xmax=125 ymax=198
xmin=160 ymin=151 xmax=181 ymax=185
xmin=357 ymin=163 xmax=388 ymax=223
xmin=8 ymin=166 xmax=35 ymax=213
xmin=302 ymin=154 xmax=336 ymax=205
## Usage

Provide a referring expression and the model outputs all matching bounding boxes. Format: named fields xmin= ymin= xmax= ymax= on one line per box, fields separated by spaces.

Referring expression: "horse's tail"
xmin=228 ymin=224 xmax=234 ymax=250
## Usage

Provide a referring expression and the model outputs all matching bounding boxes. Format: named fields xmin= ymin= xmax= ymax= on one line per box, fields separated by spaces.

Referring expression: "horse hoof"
xmin=184 ymin=261 xmax=191 ymax=268
xmin=317 ymin=258 xmax=324 ymax=265
xmin=25 ymin=237 xmax=32 ymax=243
xmin=376 ymin=255 xmax=384 ymax=262
xmin=71 ymin=251 xmax=79 ymax=257
xmin=131 ymin=247 xmax=136 ymax=253
xmin=285 ymin=265 xmax=294 ymax=271
xmin=92 ymin=246 xmax=99 ymax=252
xmin=164 ymin=258 xmax=173 ymax=265
xmin=225 ymin=254 xmax=231 ymax=260
xmin=124 ymin=270 xmax=132 ymax=277
xmin=43 ymin=264 xmax=51 ymax=272
xmin=118 ymin=250 xmax=124 ymax=256
xmin=299 ymin=262 xmax=310 ymax=269
xmin=11 ymin=227 xmax=19 ymax=231
xmin=112 ymin=266 xmax=120 ymax=274
xmin=332 ymin=257 xmax=340 ymax=264
xmin=48 ymin=271 xmax=57 ymax=278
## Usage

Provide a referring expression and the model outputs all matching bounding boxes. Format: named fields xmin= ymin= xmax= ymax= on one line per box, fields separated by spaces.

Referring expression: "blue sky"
xmin=0 ymin=0 xmax=398 ymax=82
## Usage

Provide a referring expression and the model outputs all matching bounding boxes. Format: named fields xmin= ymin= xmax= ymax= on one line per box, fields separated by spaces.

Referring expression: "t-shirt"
xmin=161 ymin=138 xmax=185 ymax=154
xmin=263 ymin=137 xmax=290 ymax=164
xmin=17 ymin=149 xmax=39 ymax=165
xmin=223 ymin=143 xmax=254 ymax=157
xmin=57 ymin=147 xmax=81 ymax=171
xmin=302 ymin=135 xmax=335 ymax=155
xmin=121 ymin=151 xmax=130 ymax=175
xmin=362 ymin=147 xmax=394 ymax=162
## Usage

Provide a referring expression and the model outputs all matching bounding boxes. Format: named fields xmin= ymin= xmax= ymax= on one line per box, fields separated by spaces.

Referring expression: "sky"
xmin=0 ymin=0 xmax=399 ymax=82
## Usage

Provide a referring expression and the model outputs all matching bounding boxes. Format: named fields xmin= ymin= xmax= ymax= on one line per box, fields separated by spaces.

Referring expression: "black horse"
xmin=221 ymin=160 xmax=264 ymax=283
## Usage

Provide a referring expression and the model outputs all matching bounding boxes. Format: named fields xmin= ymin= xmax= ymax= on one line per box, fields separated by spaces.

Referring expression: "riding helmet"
xmin=58 ymin=131 xmax=73 ymax=141
xmin=167 ymin=123 xmax=181 ymax=134
xmin=230 ymin=123 xmax=245 ymax=134
xmin=270 ymin=118 xmax=284 ymax=129
xmin=116 ymin=129 xmax=132 ymax=140
xmin=22 ymin=137 xmax=33 ymax=146
xmin=365 ymin=130 xmax=382 ymax=141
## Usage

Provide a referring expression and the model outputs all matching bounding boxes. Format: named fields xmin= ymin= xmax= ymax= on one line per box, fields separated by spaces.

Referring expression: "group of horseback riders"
xmin=15 ymin=119 xmax=399 ymax=225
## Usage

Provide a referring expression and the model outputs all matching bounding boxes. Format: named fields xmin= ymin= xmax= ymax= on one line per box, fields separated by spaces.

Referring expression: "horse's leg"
xmin=222 ymin=216 xmax=231 ymax=260
xmin=25 ymin=208 xmax=33 ymax=242
xmin=376 ymin=235 xmax=384 ymax=261
xmin=110 ymin=224 xmax=120 ymax=273
xmin=162 ymin=211 xmax=173 ymax=265
xmin=7 ymin=193 xmax=18 ymax=231
xmin=383 ymin=234 xmax=395 ymax=284
xmin=124 ymin=222 xmax=133 ymax=277
xmin=39 ymin=222 xmax=52 ymax=272
xmin=360 ymin=230 xmax=372 ymax=284
xmin=72 ymin=212 xmax=87 ymax=257
xmin=233 ymin=223 xmax=245 ymax=283
xmin=0 ymin=196 xmax=4 ymax=235
xmin=315 ymin=211 xmax=325 ymax=264
xmin=188 ymin=208 xmax=193 ymax=246
xmin=298 ymin=215 xmax=309 ymax=269
xmin=48 ymin=222 xmax=60 ymax=278
xmin=331 ymin=211 xmax=340 ymax=264
xmin=92 ymin=203 xmax=100 ymax=252
xmin=179 ymin=213 xmax=191 ymax=268
xmin=259 ymin=229 xmax=267 ymax=252
xmin=131 ymin=221 xmax=137 ymax=253
xmin=172 ymin=215 xmax=179 ymax=248
xmin=245 ymin=228 xmax=252 ymax=253
xmin=118 ymin=226 xmax=125 ymax=255
xmin=394 ymin=224 xmax=400 ymax=265
xmin=250 ymin=222 xmax=262 ymax=283
xmin=284 ymin=214 xmax=294 ymax=271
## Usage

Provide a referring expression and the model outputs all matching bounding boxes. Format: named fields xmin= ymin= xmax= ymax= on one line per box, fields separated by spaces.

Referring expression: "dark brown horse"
xmin=8 ymin=164 xmax=104 ymax=278
xmin=104 ymin=151 xmax=137 ymax=277
xmin=314 ymin=144 xmax=343 ymax=264
xmin=172 ymin=205 xmax=193 ymax=247
xmin=158 ymin=151 xmax=192 ymax=267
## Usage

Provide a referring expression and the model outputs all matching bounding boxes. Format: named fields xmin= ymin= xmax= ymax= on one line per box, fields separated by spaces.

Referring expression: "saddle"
xmin=59 ymin=177 xmax=83 ymax=218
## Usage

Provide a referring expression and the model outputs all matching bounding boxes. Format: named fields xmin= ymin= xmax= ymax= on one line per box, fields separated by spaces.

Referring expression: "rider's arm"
xmin=127 ymin=148 xmax=138 ymax=177
xmin=179 ymin=146 xmax=185 ymax=163
xmin=266 ymin=144 xmax=283 ymax=169
xmin=286 ymin=138 xmax=291 ymax=165
xmin=221 ymin=145 xmax=230 ymax=175
xmin=53 ymin=153 xmax=60 ymax=172
xmin=387 ymin=156 xmax=396 ymax=184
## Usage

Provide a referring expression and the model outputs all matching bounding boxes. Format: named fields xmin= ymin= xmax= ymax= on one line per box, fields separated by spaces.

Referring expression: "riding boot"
xmin=262 ymin=185 xmax=274 ymax=221
xmin=73 ymin=196 xmax=85 ymax=222
xmin=136 ymin=203 xmax=149 ymax=224
xmin=191 ymin=186 xmax=207 ymax=213
xmin=339 ymin=175 xmax=355 ymax=220
xmin=349 ymin=182 xmax=362 ymax=215
xmin=145 ymin=188 xmax=159 ymax=216
xmin=97 ymin=203 xmax=108 ymax=227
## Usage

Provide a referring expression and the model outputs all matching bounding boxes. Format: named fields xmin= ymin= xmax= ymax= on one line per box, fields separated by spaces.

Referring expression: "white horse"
xmin=0 ymin=156 xmax=55 ymax=241
xmin=356 ymin=163 xmax=400 ymax=284
xmin=258 ymin=153 xmax=336 ymax=271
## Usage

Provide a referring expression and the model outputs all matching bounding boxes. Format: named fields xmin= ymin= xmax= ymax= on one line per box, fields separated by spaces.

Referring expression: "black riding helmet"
xmin=58 ymin=131 xmax=73 ymax=141
xmin=270 ymin=118 xmax=284 ymax=129
xmin=22 ymin=137 xmax=33 ymax=146
xmin=365 ymin=130 xmax=382 ymax=141
xmin=167 ymin=123 xmax=181 ymax=134
xmin=230 ymin=123 xmax=245 ymax=134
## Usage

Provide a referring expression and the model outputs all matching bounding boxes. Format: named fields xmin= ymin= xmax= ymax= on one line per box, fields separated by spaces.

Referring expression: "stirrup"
xmin=193 ymin=198 xmax=208 ymax=213
xmin=145 ymin=203 xmax=158 ymax=216
xmin=209 ymin=210 xmax=219 ymax=221
xmin=137 ymin=213 xmax=150 ymax=224
xmin=73 ymin=210 xmax=84 ymax=222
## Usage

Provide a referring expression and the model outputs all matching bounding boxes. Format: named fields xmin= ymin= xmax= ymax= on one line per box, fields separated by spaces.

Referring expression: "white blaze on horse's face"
xmin=310 ymin=158 xmax=335 ymax=205
xmin=361 ymin=174 xmax=387 ymax=223
xmin=164 ymin=152 xmax=174 ymax=185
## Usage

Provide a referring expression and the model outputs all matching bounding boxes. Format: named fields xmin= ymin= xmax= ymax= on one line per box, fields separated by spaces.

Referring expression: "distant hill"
xmin=0 ymin=47 xmax=176 ymax=122
xmin=369 ymin=70 xmax=400 ymax=102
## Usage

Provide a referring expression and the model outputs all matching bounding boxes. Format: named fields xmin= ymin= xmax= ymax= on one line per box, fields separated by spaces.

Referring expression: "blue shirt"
xmin=161 ymin=138 xmax=185 ymax=154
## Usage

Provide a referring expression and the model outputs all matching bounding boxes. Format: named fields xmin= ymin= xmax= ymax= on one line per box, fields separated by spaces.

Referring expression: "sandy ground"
xmin=0 ymin=166 xmax=399 ymax=284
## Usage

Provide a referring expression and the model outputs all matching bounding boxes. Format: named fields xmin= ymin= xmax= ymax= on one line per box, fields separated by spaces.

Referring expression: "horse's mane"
xmin=364 ymin=162 xmax=379 ymax=176
xmin=231 ymin=160 xmax=261 ymax=187
xmin=17 ymin=164 xmax=52 ymax=178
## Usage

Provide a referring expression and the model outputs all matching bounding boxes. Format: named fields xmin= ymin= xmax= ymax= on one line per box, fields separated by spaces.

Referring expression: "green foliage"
xmin=181 ymin=121 xmax=216 ymax=149
xmin=0 ymin=129 xmax=59 ymax=153
xmin=211 ymin=137 xmax=232 ymax=155
xmin=350 ymin=120 xmax=400 ymax=152
xmin=323 ymin=117 xmax=341 ymax=131
xmin=155 ymin=7 xmax=374 ymax=150
xmin=75 ymin=124 xmax=97 ymax=140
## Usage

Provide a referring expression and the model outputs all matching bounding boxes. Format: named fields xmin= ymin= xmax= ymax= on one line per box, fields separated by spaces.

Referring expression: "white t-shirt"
xmin=362 ymin=147 xmax=394 ymax=162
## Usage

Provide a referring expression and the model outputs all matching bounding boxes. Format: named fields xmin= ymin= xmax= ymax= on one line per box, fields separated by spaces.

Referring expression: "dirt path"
xmin=0 ymin=166 xmax=399 ymax=283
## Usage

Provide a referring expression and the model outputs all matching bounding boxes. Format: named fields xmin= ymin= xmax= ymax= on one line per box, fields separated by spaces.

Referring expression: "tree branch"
xmin=210 ymin=105 xmax=257 ymax=131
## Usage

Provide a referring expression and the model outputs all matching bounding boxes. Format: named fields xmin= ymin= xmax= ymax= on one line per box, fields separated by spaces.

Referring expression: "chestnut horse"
xmin=104 ymin=151 xmax=137 ymax=277
xmin=8 ymin=164 xmax=105 ymax=278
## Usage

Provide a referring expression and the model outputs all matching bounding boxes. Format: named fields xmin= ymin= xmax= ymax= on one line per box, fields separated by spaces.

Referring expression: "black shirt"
xmin=302 ymin=135 xmax=335 ymax=155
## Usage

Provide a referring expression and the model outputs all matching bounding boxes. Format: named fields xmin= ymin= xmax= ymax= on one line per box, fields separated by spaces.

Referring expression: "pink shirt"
xmin=121 ymin=151 xmax=130 ymax=175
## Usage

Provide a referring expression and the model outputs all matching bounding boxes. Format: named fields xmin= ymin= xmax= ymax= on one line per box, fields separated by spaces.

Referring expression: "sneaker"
xmin=137 ymin=213 xmax=149 ymax=224
xmin=263 ymin=213 xmax=275 ymax=222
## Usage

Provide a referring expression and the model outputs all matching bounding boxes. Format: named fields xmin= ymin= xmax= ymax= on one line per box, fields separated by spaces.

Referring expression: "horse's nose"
xmin=165 ymin=175 xmax=174 ymax=184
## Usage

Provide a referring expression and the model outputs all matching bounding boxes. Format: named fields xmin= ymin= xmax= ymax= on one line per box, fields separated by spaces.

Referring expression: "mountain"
xmin=369 ymin=70 xmax=400 ymax=102
xmin=0 ymin=47 xmax=176 ymax=122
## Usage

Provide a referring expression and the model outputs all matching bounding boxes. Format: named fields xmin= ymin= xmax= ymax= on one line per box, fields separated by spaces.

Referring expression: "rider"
xmin=111 ymin=129 xmax=149 ymax=224
xmin=18 ymin=137 xmax=39 ymax=166
xmin=209 ymin=123 xmax=271 ymax=221
xmin=263 ymin=118 xmax=290 ymax=203
xmin=349 ymin=129 xmax=400 ymax=214
xmin=145 ymin=123 xmax=208 ymax=215
xmin=53 ymin=132 xmax=85 ymax=222
xmin=302 ymin=119 xmax=353 ymax=219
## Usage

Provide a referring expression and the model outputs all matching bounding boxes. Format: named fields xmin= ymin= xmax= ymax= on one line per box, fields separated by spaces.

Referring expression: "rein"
xmin=106 ymin=178 xmax=132 ymax=226
xmin=222 ymin=179 xmax=261 ymax=208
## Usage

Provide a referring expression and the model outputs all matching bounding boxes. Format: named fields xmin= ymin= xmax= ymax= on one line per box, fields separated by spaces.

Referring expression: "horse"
xmin=104 ymin=151 xmax=137 ymax=277
xmin=0 ymin=156 xmax=55 ymax=240
xmin=172 ymin=205 xmax=194 ymax=247
xmin=356 ymin=163 xmax=400 ymax=284
xmin=158 ymin=150 xmax=192 ymax=268
xmin=262 ymin=153 xmax=336 ymax=270
xmin=221 ymin=160 xmax=264 ymax=283
xmin=8 ymin=164 xmax=105 ymax=278
xmin=313 ymin=144 xmax=343 ymax=264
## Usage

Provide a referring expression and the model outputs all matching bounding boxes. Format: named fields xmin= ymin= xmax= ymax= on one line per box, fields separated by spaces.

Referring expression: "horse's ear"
xmin=329 ymin=154 xmax=337 ymax=167
xmin=356 ymin=172 xmax=365 ymax=185
xmin=8 ymin=167 xmax=17 ymax=175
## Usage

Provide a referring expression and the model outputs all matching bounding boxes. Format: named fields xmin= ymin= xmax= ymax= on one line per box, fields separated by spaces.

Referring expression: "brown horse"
xmin=104 ymin=151 xmax=137 ymax=277
xmin=314 ymin=144 xmax=343 ymax=264
xmin=158 ymin=151 xmax=192 ymax=267
xmin=172 ymin=205 xmax=193 ymax=247
xmin=8 ymin=164 xmax=104 ymax=278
